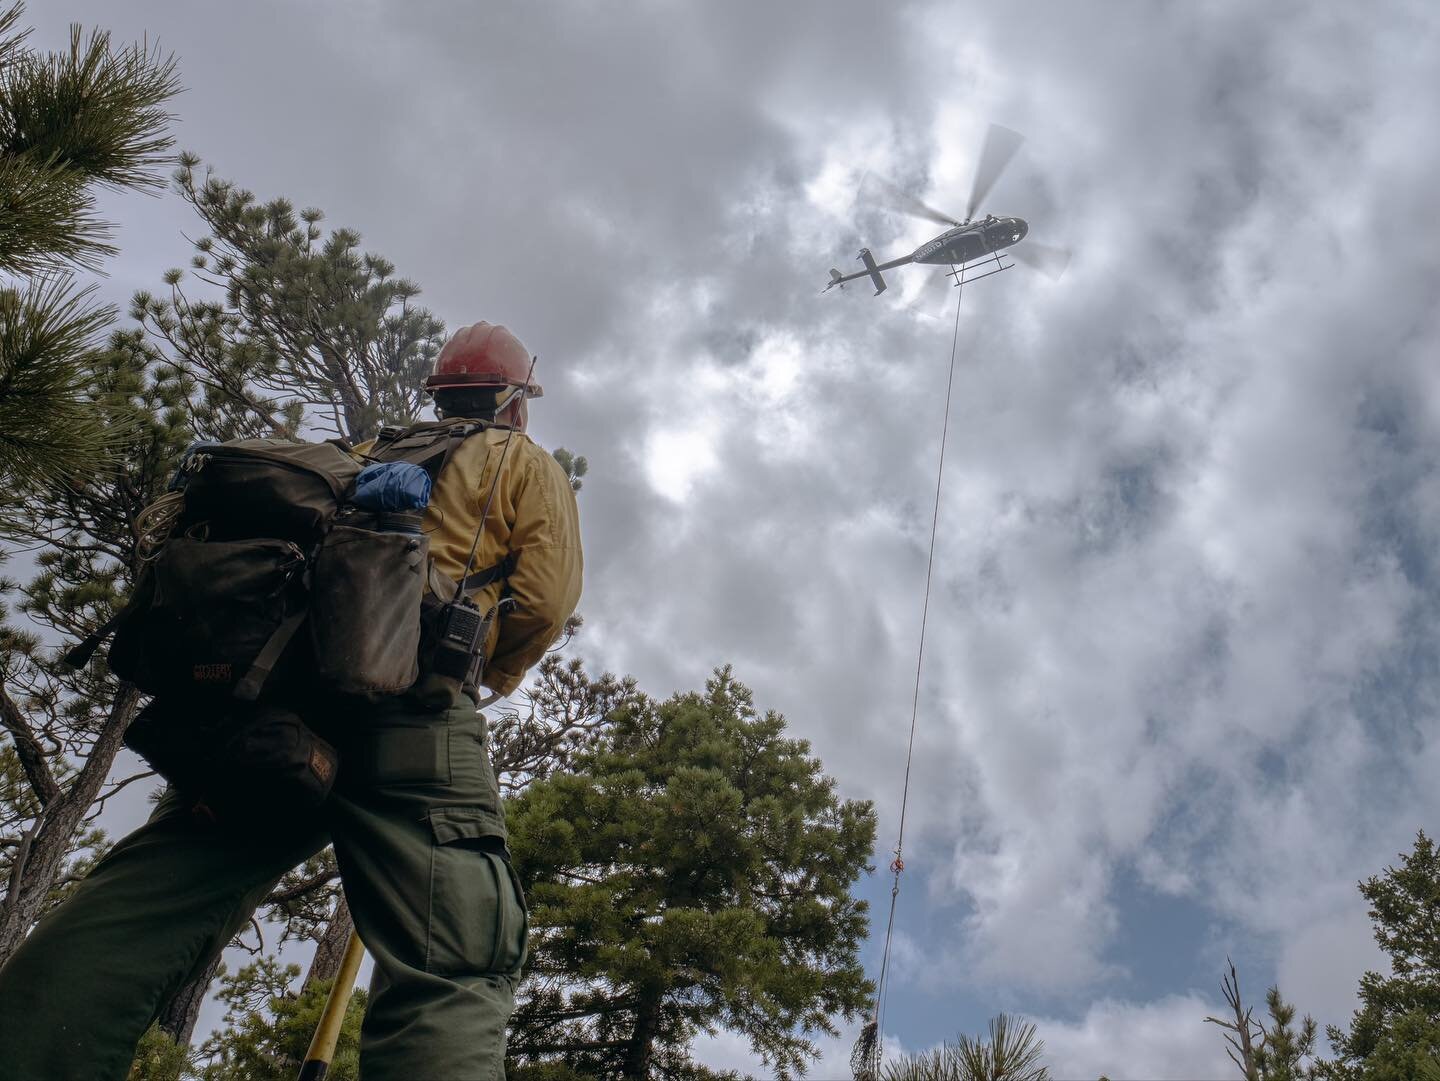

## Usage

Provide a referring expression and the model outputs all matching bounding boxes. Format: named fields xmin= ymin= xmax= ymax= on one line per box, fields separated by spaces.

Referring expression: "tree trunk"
xmin=157 ymin=951 xmax=223 ymax=1046
xmin=621 ymin=984 xmax=663 ymax=1080
xmin=0 ymin=683 xmax=141 ymax=965
xmin=304 ymin=893 xmax=355 ymax=990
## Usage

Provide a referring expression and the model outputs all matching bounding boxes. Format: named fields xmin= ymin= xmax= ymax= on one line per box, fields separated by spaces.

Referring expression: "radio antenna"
xmin=453 ymin=354 xmax=538 ymax=602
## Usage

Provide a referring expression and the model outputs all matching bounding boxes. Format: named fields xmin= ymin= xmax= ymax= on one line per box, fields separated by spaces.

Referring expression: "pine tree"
xmin=1319 ymin=831 xmax=1440 ymax=1079
xmin=0 ymin=2 xmax=179 ymax=496
xmin=0 ymin=329 xmax=262 ymax=964
xmin=1204 ymin=964 xmax=1320 ymax=1081
xmin=551 ymin=447 xmax=587 ymax=492
xmin=878 ymin=1014 xmax=1051 ymax=1081
xmin=128 ymin=1021 xmax=194 ymax=1081
xmin=133 ymin=156 xmax=445 ymax=445
xmin=2 ymin=162 xmax=451 ymax=1043
xmin=1255 ymin=986 xmax=1319 ymax=1081
xmin=505 ymin=665 xmax=876 ymax=1081
xmin=1249 ymin=990 xmax=1319 ymax=1081
xmin=187 ymin=958 xmax=366 ymax=1081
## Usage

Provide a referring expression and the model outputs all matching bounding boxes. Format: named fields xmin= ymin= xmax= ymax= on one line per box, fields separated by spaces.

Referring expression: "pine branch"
xmin=263 ymin=866 xmax=340 ymax=906
xmin=0 ymin=681 xmax=57 ymax=804
xmin=0 ymin=23 xmax=180 ymax=190
xmin=0 ymin=276 xmax=121 ymax=491
xmin=0 ymin=3 xmax=29 ymax=66
xmin=0 ymin=154 xmax=108 ymax=273
xmin=81 ymin=768 xmax=155 ymax=822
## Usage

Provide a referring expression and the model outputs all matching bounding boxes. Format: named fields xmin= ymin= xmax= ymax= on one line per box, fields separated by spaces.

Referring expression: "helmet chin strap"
xmin=494 ymin=383 xmax=527 ymax=429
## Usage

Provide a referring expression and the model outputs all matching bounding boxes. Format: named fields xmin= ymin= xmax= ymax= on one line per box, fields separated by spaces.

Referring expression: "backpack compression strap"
xmin=459 ymin=553 xmax=517 ymax=594
xmin=233 ymin=611 xmax=308 ymax=702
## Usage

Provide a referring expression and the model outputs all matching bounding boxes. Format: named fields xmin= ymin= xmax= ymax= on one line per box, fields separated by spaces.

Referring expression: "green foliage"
xmin=0 ymin=325 xmax=208 ymax=961
xmin=133 ymin=158 xmax=445 ymax=443
xmin=1319 ymin=1010 xmax=1440 ymax=1081
xmin=0 ymin=2 xmax=179 ymax=491
xmin=0 ymin=276 xmax=119 ymax=496
xmin=552 ymin=447 xmax=588 ymax=492
xmin=0 ymin=14 xmax=179 ymax=194
xmin=1319 ymin=831 xmax=1440 ymax=1080
xmin=507 ymin=1065 xmax=606 ymax=1081
xmin=506 ymin=665 xmax=876 ymax=1080
xmin=128 ymin=1024 xmax=193 ymax=1081
xmin=1254 ymin=986 xmax=1319 ymax=1081
xmin=878 ymin=1014 xmax=1050 ymax=1081
xmin=1 ymin=145 xmax=444 ymax=967
xmin=1203 ymin=964 xmax=1321 ymax=1081
xmin=193 ymin=958 xmax=366 ymax=1081
xmin=0 ymin=4 xmax=179 ymax=274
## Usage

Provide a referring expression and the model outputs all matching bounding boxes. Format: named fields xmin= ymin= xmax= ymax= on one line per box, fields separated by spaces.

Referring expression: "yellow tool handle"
xmin=297 ymin=930 xmax=365 ymax=1081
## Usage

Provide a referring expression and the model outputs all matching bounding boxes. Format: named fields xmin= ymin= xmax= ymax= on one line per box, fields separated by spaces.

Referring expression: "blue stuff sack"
xmin=352 ymin=462 xmax=432 ymax=513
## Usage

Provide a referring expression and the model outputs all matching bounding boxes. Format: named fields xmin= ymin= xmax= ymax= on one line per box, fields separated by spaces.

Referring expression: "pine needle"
xmin=0 ymin=275 xmax=121 ymax=490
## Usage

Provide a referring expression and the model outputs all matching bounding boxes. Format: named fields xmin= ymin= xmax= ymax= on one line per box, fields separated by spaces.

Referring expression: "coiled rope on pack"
xmin=134 ymin=491 xmax=185 ymax=562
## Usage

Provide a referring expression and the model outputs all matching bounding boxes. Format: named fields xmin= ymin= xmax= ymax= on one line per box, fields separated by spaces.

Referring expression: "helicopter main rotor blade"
xmin=1012 ymin=241 xmax=1071 ymax=280
xmin=857 ymin=171 xmax=962 ymax=228
xmin=965 ymin=123 xmax=1025 ymax=222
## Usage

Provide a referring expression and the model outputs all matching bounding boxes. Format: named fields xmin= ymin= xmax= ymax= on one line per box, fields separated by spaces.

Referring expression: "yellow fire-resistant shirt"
xmin=357 ymin=422 xmax=583 ymax=696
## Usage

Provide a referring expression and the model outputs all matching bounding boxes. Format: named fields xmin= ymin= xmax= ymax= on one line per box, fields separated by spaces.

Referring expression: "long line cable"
xmin=871 ymin=276 xmax=966 ymax=1038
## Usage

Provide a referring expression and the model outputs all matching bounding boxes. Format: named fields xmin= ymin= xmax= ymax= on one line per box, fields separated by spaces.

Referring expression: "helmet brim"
xmin=424 ymin=372 xmax=544 ymax=397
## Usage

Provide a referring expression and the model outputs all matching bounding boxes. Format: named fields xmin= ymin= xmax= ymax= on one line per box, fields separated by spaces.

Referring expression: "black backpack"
xmin=67 ymin=439 xmax=364 ymax=700
xmin=62 ymin=425 xmax=508 ymax=823
xmin=67 ymin=422 xmax=512 ymax=702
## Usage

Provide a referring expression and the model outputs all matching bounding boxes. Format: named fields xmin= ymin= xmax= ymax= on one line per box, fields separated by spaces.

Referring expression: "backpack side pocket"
xmin=309 ymin=519 xmax=428 ymax=697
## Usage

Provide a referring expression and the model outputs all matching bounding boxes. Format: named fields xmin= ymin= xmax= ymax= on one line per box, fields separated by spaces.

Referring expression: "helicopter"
xmin=823 ymin=123 xmax=1070 ymax=296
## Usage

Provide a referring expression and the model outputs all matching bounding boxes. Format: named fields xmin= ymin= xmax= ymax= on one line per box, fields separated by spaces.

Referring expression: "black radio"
xmin=430 ymin=598 xmax=487 ymax=688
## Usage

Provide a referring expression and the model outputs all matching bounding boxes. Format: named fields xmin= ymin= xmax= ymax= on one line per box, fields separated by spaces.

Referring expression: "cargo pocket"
xmin=425 ymin=808 xmax=527 ymax=978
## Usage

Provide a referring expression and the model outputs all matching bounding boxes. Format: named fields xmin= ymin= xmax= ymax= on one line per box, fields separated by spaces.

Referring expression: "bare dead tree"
xmin=1204 ymin=958 xmax=1265 ymax=1081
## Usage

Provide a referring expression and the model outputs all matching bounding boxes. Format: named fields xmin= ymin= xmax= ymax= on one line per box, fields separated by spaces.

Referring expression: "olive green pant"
xmin=0 ymin=695 xmax=527 ymax=1081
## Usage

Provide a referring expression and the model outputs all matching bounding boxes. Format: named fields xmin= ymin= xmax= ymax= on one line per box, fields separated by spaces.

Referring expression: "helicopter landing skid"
xmin=946 ymin=251 xmax=1014 ymax=287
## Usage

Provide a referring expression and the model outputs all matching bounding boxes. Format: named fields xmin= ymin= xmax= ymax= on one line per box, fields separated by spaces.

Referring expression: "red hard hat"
xmin=425 ymin=322 xmax=543 ymax=397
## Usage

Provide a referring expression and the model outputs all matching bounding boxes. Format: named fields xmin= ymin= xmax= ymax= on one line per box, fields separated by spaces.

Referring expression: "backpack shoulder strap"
xmin=380 ymin=422 xmax=517 ymax=599
xmin=369 ymin=421 xmax=493 ymax=482
xmin=378 ymin=421 xmax=515 ymax=591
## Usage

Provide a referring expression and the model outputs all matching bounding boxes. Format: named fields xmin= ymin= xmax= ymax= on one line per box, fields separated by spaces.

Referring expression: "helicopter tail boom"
xmin=822 ymin=252 xmax=916 ymax=294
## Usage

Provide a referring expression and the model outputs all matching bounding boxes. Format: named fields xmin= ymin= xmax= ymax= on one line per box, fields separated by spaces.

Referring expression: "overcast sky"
xmin=25 ymin=0 xmax=1440 ymax=1076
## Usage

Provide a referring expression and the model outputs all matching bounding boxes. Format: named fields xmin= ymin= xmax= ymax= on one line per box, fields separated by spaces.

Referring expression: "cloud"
xmin=1036 ymin=995 xmax=1235 ymax=1080
xmin=1276 ymin=905 xmax=1383 ymax=1047
xmin=23 ymin=0 xmax=1440 ymax=1070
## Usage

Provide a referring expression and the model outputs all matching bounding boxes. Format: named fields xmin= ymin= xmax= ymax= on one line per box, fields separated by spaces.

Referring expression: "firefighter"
xmin=0 ymin=322 xmax=583 ymax=1080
